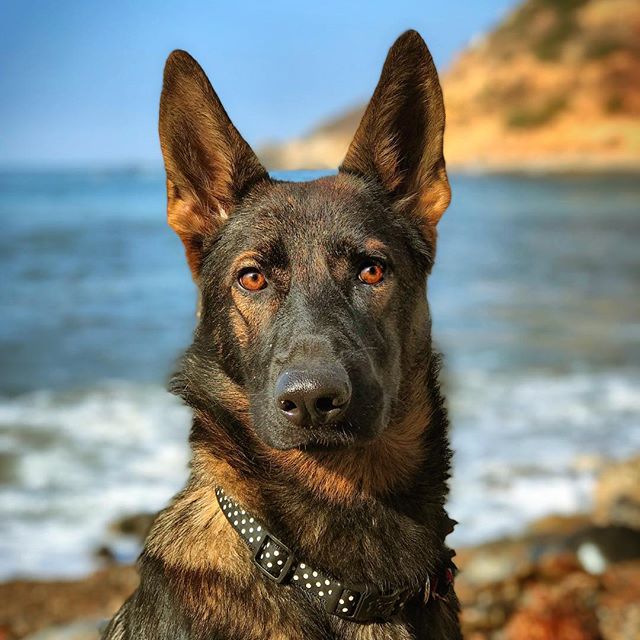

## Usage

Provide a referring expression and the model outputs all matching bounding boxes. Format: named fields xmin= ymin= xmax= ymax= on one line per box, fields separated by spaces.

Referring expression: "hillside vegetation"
xmin=260 ymin=0 xmax=640 ymax=172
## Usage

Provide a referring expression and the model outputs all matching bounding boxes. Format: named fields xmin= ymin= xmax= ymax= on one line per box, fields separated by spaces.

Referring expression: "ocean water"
xmin=0 ymin=169 xmax=639 ymax=579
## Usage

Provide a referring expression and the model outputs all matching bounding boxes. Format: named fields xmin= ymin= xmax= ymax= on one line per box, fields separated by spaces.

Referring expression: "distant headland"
xmin=260 ymin=0 xmax=640 ymax=173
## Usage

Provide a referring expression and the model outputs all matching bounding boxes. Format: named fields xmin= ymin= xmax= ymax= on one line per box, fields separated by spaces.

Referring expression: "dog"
xmin=103 ymin=29 xmax=461 ymax=640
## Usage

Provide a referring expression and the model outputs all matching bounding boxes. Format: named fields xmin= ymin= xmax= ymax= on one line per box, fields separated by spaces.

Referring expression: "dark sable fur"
xmin=103 ymin=30 xmax=462 ymax=640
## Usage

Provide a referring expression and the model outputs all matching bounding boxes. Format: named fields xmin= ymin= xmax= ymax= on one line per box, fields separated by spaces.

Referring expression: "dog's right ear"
xmin=340 ymin=31 xmax=450 ymax=233
xmin=159 ymin=50 xmax=268 ymax=278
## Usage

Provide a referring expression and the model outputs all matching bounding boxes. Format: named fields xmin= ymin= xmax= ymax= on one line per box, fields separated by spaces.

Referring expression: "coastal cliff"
xmin=260 ymin=0 xmax=640 ymax=173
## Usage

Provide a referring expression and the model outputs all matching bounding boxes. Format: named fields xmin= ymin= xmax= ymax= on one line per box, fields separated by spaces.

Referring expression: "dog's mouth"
xmin=258 ymin=410 xmax=386 ymax=452
xmin=295 ymin=427 xmax=359 ymax=452
xmin=262 ymin=424 xmax=358 ymax=452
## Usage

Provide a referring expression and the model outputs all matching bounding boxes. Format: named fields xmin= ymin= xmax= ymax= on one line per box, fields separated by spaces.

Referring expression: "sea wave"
xmin=0 ymin=370 xmax=639 ymax=579
xmin=0 ymin=382 xmax=190 ymax=578
xmin=448 ymin=368 xmax=640 ymax=544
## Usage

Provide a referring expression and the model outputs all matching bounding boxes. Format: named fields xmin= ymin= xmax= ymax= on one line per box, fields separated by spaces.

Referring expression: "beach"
xmin=1 ymin=169 xmax=639 ymax=637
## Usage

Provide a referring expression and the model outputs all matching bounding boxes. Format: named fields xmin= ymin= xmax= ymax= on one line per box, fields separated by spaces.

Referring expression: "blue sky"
xmin=0 ymin=0 xmax=517 ymax=167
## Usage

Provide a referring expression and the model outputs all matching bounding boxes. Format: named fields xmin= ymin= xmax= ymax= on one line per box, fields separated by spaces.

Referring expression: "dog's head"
xmin=159 ymin=31 xmax=450 ymax=452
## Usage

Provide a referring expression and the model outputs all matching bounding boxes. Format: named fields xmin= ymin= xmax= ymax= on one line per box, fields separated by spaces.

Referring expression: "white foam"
xmin=448 ymin=368 xmax=640 ymax=545
xmin=1 ymin=369 xmax=639 ymax=578
xmin=0 ymin=382 xmax=190 ymax=578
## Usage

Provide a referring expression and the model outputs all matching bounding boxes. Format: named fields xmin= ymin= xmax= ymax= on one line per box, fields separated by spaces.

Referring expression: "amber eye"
xmin=358 ymin=261 xmax=385 ymax=285
xmin=238 ymin=268 xmax=267 ymax=291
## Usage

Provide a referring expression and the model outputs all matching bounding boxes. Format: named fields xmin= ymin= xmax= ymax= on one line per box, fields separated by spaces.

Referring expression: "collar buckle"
xmin=331 ymin=583 xmax=411 ymax=623
xmin=252 ymin=533 xmax=295 ymax=584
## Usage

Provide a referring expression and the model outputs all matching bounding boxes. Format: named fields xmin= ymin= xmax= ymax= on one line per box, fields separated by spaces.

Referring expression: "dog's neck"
xmin=210 ymin=360 xmax=449 ymax=568
xmin=148 ymin=353 xmax=453 ymax=589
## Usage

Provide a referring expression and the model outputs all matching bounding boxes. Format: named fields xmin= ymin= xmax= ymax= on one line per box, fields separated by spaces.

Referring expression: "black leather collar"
xmin=215 ymin=487 xmax=454 ymax=624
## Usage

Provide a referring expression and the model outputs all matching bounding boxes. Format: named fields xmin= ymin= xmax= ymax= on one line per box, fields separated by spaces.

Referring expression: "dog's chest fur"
xmin=110 ymin=472 xmax=460 ymax=640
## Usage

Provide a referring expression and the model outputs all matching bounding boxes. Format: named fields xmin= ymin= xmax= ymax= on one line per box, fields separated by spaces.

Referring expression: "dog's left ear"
xmin=340 ymin=30 xmax=450 ymax=229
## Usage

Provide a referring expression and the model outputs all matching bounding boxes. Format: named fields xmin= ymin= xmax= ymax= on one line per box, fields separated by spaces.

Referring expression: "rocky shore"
xmin=1 ymin=456 xmax=639 ymax=640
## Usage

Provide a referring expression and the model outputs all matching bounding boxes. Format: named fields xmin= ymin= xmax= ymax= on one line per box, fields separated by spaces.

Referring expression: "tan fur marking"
xmin=230 ymin=307 xmax=251 ymax=348
xmin=272 ymin=371 xmax=431 ymax=502
xmin=147 ymin=485 xmax=246 ymax=574
xmin=419 ymin=165 xmax=451 ymax=226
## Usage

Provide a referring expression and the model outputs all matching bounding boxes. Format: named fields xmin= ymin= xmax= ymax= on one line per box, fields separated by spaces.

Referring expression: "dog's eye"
xmin=358 ymin=261 xmax=385 ymax=285
xmin=238 ymin=268 xmax=267 ymax=292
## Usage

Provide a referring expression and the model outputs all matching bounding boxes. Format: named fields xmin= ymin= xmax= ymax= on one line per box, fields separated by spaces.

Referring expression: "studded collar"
xmin=215 ymin=487 xmax=454 ymax=624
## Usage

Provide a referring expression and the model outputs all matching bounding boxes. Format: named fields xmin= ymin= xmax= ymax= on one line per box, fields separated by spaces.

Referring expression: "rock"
xmin=456 ymin=507 xmax=640 ymax=639
xmin=594 ymin=455 xmax=640 ymax=531
xmin=0 ymin=566 xmax=137 ymax=640
xmin=505 ymin=572 xmax=601 ymax=640
xmin=569 ymin=525 xmax=640 ymax=574
xmin=457 ymin=519 xmax=640 ymax=594
xmin=108 ymin=512 xmax=156 ymax=541
xmin=458 ymin=513 xmax=593 ymax=588
xmin=455 ymin=538 xmax=535 ymax=587
xmin=526 ymin=513 xmax=592 ymax=536
xmin=94 ymin=546 xmax=117 ymax=565
xmin=598 ymin=561 xmax=640 ymax=640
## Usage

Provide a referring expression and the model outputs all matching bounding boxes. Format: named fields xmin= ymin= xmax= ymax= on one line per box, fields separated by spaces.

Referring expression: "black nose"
xmin=275 ymin=365 xmax=352 ymax=427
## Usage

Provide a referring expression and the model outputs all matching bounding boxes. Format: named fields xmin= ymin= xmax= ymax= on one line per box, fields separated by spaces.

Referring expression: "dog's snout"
xmin=275 ymin=365 xmax=351 ymax=427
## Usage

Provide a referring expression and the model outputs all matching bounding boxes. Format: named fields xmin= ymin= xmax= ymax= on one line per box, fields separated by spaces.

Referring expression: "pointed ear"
xmin=159 ymin=50 xmax=268 ymax=278
xmin=340 ymin=31 xmax=450 ymax=229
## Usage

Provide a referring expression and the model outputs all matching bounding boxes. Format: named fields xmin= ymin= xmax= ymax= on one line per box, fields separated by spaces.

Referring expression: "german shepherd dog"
xmin=103 ymin=30 xmax=461 ymax=639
